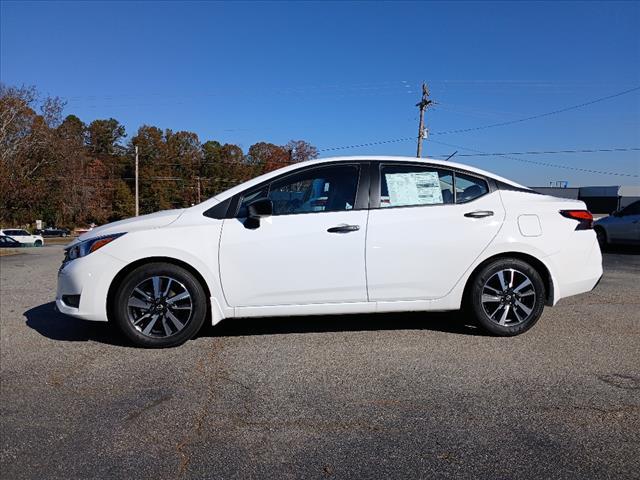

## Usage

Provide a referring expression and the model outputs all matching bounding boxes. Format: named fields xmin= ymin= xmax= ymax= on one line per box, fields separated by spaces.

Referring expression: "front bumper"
xmin=56 ymin=252 xmax=126 ymax=321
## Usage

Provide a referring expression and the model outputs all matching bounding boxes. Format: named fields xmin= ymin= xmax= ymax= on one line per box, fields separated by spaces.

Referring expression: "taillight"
xmin=560 ymin=210 xmax=594 ymax=230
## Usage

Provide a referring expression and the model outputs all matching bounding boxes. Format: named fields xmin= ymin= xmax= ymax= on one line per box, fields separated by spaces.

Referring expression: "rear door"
xmin=366 ymin=163 xmax=505 ymax=301
xmin=219 ymin=163 xmax=370 ymax=307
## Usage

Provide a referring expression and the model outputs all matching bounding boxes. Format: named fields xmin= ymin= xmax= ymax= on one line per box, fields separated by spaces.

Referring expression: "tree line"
xmin=0 ymin=84 xmax=318 ymax=228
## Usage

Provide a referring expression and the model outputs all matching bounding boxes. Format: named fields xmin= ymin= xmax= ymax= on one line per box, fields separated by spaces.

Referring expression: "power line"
xmin=318 ymin=137 xmax=415 ymax=152
xmin=318 ymin=86 xmax=640 ymax=153
xmin=92 ymin=146 xmax=638 ymax=171
xmin=431 ymin=147 xmax=640 ymax=157
xmin=431 ymin=86 xmax=640 ymax=136
xmin=64 ymin=80 xmax=415 ymax=106
xmin=428 ymin=139 xmax=639 ymax=178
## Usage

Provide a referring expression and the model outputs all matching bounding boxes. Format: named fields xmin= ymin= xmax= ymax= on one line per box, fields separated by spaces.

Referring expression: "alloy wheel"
xmin=127 ymin=276 xmax=193 ymax=338
xmin=481 ymin=268 xmax=537 ymax=327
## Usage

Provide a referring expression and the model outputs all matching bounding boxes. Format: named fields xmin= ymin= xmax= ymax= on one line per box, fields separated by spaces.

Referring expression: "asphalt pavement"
xmin=1 ymin=245 xmax=639 ymax=479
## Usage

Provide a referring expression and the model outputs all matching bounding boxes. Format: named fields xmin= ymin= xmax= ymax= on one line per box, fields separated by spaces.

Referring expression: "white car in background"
xmin=56 ymin=156 xmax=603 ymax=347
xmin=0 ymin=229 xmax=44 ymax=247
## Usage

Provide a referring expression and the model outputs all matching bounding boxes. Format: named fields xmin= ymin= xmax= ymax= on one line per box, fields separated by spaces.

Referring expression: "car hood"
xmin=71 ymin=209 xmax=185 ymax=246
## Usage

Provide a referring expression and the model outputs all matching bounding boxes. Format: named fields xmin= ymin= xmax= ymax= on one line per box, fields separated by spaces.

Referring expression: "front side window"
xmin=237 ymin=187 xmax=269 ymax=218
xmin=380 ymin=165 xmax=454 ymax=208
xmin=236 ymin=164 xmax=360 ymax=217
xmin=268 ymin=165 xmax=360 ymax=215
xmin=455 ymin=173 xmax=489 ymax=203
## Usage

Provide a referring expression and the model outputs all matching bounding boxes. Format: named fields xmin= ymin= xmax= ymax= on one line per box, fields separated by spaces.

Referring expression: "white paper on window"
xmin=385 ymin=171 xmax=443 ymax=206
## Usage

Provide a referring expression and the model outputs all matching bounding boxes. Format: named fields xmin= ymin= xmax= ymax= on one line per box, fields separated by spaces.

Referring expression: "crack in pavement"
xmin=175 ymin=338 xmax=245 ymax=476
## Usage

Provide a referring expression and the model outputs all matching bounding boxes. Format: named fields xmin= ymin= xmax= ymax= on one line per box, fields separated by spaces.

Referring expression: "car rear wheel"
xmin=113 ymin=262 xmax=207 ymax=348
xmin=595 ymin=226 xmax=607 ymax=248
xmin=468 ymin=258 xmax=546 ymax=336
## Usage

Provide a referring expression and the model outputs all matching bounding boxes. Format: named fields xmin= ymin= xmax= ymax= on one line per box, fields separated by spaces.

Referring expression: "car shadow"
xmin=601 ymin=244 xmax=640 ymax=255
xmin=24 ymin=302 xmax=128 ymax=346
xmin=25 ymin=302 xmax=483 ymax=345
xmin=198 ymin=310 xmax=484 ymax=339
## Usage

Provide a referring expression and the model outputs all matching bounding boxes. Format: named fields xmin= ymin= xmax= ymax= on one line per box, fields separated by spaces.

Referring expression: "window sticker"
xmin=385 ymin=171 xmax=443 ymax=206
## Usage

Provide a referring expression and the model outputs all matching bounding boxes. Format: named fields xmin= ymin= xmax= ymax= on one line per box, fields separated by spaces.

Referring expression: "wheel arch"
xmin=106 ymin=256 xmax=212 ymax=323
xmin=462 ymin=251 xmax=555 ymax=307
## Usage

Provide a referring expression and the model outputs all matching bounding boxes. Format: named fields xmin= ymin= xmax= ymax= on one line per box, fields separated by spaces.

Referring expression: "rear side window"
xmin=380 ymin=165 xmax=454 ymax=208
xmin=620 ymin=201 xmax=640 ymax=216
xmin=455 ymin=173 xmax=488 ymax=203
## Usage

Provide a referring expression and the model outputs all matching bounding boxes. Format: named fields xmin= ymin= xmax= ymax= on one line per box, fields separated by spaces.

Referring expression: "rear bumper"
xmin=546 ymin=231 xmax=603 ymax=304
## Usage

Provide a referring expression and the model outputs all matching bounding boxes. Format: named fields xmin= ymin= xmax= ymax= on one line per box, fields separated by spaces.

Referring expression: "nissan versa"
xmin=56 ymin=156 xmax=603 ymax=347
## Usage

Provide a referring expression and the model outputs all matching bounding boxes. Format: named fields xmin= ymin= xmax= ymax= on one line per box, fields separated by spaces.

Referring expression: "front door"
xmin=219 ymin=163 xmax=369 ymax=307
xmin=366 ymin=163 xmax=505 ymax=301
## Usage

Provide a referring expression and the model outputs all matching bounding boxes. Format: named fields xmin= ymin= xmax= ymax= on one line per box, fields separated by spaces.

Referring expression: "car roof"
xmin=320 ymin=156 xmax=527 ymax=186
xmin=205 ymin=155 xmax=528 ymax=206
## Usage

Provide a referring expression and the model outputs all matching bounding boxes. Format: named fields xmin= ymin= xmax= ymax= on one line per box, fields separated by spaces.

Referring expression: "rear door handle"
xmin=464 ymin=210 xmax=494 ymax=218
xmin=327 ymin=224 xmax=360 ymax=233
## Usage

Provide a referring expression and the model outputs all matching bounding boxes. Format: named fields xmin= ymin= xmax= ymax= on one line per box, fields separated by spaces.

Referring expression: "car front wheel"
xmin=113 ymin=262 xmax=207 ymax=348
xmin=468 ymin=258 xmax=546 ymax=336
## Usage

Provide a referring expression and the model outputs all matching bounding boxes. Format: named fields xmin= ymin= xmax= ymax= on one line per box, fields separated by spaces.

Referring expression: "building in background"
xmin=530 ymin=185 xmax=640 ymax=214
xmin=530 ymin=187 xmax=580 ymax=200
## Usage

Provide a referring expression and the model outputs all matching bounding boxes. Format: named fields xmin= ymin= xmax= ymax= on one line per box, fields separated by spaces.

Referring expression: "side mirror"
xmin=612 ymin=210 xmax=622 ymax=217
xmin=245 ymin=198 xmax=273 ymax=229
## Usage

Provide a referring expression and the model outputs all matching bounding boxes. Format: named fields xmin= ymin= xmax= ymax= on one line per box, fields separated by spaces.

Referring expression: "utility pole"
xmin=196 ymin=176 xmax=201 ymax=204
xmin=135 ymin=146 xmax=139 ymax=216
xmin=416 ymin=82 xmax=434 ymax=158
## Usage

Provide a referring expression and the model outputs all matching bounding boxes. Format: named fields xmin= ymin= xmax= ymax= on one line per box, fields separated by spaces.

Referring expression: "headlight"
xmin=64 ymin=233 xmax=126 ymax=263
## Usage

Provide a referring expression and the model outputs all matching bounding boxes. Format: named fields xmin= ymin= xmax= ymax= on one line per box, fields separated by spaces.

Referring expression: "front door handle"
xmin=464 ymin=210 xmax=494 ymax=218
xmin=327 ymin=224 xmax=360 ymax=233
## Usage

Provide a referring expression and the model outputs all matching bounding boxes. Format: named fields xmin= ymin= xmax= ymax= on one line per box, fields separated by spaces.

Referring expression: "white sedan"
xmin=56 ymin=156 xmax=603 ymax=347
xmin=0 ymin=229 xmax=44 ymax=247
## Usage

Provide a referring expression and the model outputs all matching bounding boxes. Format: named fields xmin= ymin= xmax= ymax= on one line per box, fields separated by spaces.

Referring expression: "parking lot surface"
xmin=1 ymin=245 xmax=639 ymax=479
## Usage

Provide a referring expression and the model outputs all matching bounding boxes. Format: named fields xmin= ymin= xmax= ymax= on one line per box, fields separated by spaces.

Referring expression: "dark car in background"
xmin=0 ymin=235 xmax=22 ymax=248
xmin=35 ymin=227 xmax=71 ymax=238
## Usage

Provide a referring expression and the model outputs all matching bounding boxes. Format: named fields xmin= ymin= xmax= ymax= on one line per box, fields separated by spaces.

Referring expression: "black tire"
xmin=113 ymin=262 xmax=207 ymax=348
xmin=468 ymin=258 xmax=546 ymax=336
xmin=34 ymin=240 xmax=43 ymax=247
xmin=595 ymin=226 xmax=607 ymax=248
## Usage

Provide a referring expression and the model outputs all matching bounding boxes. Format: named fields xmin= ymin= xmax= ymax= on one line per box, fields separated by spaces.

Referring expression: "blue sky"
xmin=1 ymin=1 xmax=639 ymax=186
